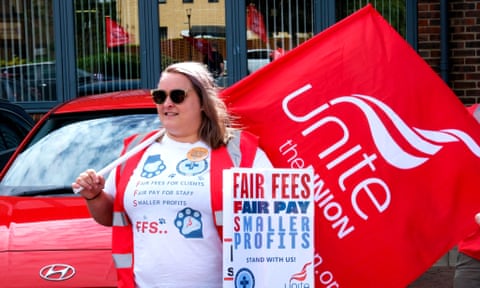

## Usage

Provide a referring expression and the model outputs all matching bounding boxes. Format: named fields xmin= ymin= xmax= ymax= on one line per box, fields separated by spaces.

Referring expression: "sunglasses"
xmin=151 ymin=88 xmax=190 ymax=104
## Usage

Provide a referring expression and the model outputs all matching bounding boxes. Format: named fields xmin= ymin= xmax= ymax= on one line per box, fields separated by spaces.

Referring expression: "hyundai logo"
xmin=39 ymin=264 xmax=75 ymax=281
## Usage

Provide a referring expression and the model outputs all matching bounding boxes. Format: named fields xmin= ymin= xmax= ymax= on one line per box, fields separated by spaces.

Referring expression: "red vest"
xmin=111 ymin=130 xmax=258 ymax=288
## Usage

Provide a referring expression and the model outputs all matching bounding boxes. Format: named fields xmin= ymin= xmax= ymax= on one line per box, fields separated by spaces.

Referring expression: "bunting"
xmin=105 ymin=16 xmax=130 ymax=48
xmin=183 ymin=36 xmax=212 ymax=56
xmin=247 ymin=4 xmax=267 ymax=43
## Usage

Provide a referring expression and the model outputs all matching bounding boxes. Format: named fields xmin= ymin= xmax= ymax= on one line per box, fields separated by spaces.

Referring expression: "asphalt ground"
xmin=409 ymin=266 xmax=455 ymax=288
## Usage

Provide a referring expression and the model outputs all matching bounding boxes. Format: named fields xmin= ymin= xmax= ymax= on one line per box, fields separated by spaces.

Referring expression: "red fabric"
xmin=239 ymin=131 xmax=259 ymax=167
xmin=210 ymin=146 xmax=233 ymax=239
xmin=183 ymin=36 xmax=212 ymax=58
xmin=467 ymin=103 xmax=480 ymax=122
xmin=467 ymin=103 xmax=478 ymax=115
xmin=210 ymin=131 xmax=259 ymax=238
xmin=247 ymin=4 xmax=267 ymax=43
xmin=221 ymin=4 xmax=480 ymax=287
xmin=458 ymin=229 xmax=480 ymax=260
xmin=105 ymin=16 xmax=130 ymax=48
xmin=458 ymin=103 xmax=480 ymax=260
xmin=112 ymin=131 xmax=158 ymax=288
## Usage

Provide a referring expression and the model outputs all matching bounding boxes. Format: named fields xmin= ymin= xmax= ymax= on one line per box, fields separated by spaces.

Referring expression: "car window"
xmin=0 ymin=80 xmax=8 ymax=100
xmin=14 ymin=66 xmax=38 ymax=81
xmin=2 ymin=62 xmax=93 ymax=81
xmin=248 ymin=51 xmax=261 ymax=59
xmin=248 ymin=50 xmax=271 ymax=60
xmin=39 ymin=64 xmax=56 ymax=79
xmin=247 ymin=51 xmax=257 ymax=59
xmin=0 ymin=113 xmax=159 ymax=194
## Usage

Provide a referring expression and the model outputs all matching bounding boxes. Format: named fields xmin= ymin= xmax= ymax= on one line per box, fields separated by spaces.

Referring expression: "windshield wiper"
xmin=9 ymin=186 xmax=77 ymax=197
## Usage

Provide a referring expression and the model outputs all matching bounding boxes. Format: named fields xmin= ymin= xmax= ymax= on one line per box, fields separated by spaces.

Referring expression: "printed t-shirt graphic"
xmin=104 ymin=133 xmax=222 ymax=287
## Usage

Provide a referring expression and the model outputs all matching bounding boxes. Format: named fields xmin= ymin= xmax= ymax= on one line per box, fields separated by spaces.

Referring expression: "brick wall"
xmin=417 ymin=0 xmax=480 ymax=105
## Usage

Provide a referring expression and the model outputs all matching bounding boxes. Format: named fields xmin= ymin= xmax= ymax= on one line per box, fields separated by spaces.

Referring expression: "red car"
xmin=0 ymin=90 xmax=159 ymax=287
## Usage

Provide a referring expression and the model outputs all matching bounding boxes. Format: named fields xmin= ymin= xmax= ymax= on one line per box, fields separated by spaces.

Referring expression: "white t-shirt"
xmin=104 ymin=133 xmax=272 ymax=288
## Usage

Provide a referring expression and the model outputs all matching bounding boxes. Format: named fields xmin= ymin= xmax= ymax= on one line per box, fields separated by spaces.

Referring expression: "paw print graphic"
xmin=174 ymin=207 xmax=203 ymax=238
xmin=140 ymin=154 xmax=166 ymax=178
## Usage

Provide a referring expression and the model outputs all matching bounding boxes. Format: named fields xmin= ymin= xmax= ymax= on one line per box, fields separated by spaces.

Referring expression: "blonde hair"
xmin=163 ymin=61 xmax=235 ymax=149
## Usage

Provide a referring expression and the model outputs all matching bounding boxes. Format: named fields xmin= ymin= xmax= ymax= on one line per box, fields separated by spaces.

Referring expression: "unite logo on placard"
xmin=283 ymin=262 xmax=312 ymax=288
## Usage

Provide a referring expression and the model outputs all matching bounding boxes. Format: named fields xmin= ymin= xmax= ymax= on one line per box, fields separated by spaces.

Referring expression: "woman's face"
xmin=156 ymin=72 xmax=202 ymax=142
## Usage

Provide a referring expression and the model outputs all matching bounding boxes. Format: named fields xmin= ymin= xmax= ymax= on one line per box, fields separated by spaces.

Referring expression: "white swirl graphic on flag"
xmin=329 ymin=94 xmax=480 ymax=169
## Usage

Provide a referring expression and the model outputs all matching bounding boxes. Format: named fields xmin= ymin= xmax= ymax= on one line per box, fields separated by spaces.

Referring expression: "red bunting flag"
xmin=222 ymin=4 xmax=480 ymax=287
xmin=247 ymin=4 xmax=267 ymax=43
xmin=105 ymin=16 xmax=130 ymax=48
xmin=183 ymin=36 xmax=212 ymax=56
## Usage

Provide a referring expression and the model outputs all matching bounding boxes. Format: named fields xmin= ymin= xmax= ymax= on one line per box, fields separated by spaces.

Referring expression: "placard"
xmin=223 ymin=168 xmax=314 ymax=288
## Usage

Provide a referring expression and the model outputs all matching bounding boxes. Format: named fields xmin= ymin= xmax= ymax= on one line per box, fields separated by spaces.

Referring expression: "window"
xmin=159 ymin=27 xmax=168 ymax=40
xmin=158 ymin=1 xmax=224 ymax=70
xmin=336 ymin=0 xmax=407 ymax=38
xmin=0 ymin=0 xmax=57 ymax=103
xmin=74 ymin=0 xmax=140 ymax=96
xmin=244 ymin=1 xmax=314 ymax=72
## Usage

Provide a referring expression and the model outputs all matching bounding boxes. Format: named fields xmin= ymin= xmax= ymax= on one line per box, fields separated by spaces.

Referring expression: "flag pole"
xmin=73 ymin=129 xmax=164 ymax=194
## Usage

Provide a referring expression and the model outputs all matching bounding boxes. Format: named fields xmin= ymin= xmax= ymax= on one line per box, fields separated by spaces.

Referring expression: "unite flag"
xmin=221 ymin=4 xmax=480 ymax=287
xmin=247 ymin=4 xmax=267 ymax=43
xmin=105 ymin=16 xmax=130 ymax=48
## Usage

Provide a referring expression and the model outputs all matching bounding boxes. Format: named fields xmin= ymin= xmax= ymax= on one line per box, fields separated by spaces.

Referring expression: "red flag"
xmin=183 ymin=36 xmax=212 ymax=56
xmin=457 ymin=104 xmax=480 ymax=260
xmin=247 ymin=4 xmax=267 ymax=43
xmin=468 ymin=103 xmax=480 ymax=121
xmin=105 ymin=16 xmax=130 ymax=48
xmin=222 ymin=4 xmax=480 ymax=287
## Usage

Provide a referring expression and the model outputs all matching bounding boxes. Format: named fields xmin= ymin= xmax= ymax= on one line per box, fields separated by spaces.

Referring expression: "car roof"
xmin=54 ymin=89 xmax=156 ymax=114
xmin=77 ymin=79 xmax=141 ymax=97
xmin=0 ymin=61 xmax=55 ymax=69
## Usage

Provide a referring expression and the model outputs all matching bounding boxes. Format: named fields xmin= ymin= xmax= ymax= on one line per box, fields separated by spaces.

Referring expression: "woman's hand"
xmin=72 ymin=169 xmax=105 ymax=200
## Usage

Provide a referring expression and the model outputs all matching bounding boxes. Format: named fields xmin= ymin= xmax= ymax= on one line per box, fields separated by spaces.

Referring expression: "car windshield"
xmin=0 ymin=113 xmax=160 ymax=195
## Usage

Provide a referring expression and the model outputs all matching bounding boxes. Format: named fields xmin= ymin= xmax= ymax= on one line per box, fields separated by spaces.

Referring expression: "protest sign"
xmin=222 ymin=168 xmax=314 ymax=288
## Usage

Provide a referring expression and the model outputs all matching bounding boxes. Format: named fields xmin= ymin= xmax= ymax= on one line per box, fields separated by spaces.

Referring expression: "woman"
xmin=72 ymin=62 xmax=272 ymax=287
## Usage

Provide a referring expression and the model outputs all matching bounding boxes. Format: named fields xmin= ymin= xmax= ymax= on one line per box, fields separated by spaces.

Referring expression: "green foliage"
xmin=0 ymin=56 xmax=27 ymax=67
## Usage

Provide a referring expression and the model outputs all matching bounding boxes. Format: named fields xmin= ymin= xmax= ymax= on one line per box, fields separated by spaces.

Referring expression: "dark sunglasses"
xmin=151 ymin=88 xmax=190 ymax=104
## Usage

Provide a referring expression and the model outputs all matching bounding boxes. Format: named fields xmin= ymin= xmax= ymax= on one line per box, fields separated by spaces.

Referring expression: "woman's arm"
xmin=72 ymin=169 xmax=114 ymax=226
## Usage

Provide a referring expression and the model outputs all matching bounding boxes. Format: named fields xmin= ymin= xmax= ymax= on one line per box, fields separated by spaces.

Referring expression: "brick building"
xmin=418 ymin=0 xmax=480 ymax=104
